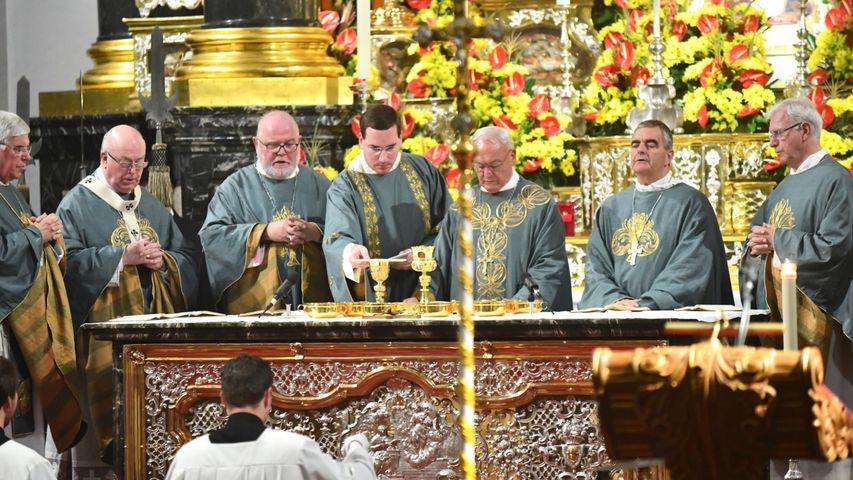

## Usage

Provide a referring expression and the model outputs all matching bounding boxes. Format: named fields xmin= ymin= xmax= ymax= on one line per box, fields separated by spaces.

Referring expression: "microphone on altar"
xmin=260 ymin=269 xmax=299 ymax=316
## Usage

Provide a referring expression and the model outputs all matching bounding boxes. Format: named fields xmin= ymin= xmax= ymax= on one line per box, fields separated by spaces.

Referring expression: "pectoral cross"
xmin=627 ymin=241 xmax=642 ymax=266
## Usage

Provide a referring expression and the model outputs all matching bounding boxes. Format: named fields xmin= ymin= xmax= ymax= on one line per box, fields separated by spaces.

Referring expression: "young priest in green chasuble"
xmin=428 ymin=126 xmax=573 ymax=311
xmin=57 ymin=125 xmax=198 ymax=459
xmin=200 ymin=110 xmax=332 ymax=312
xmin=0 ymin=111 xmax=85 ymax=455
xmin=323 ymin=104 xmax=451 ymax=302
xmin=580 ymin=119 xmax=732 ymax=310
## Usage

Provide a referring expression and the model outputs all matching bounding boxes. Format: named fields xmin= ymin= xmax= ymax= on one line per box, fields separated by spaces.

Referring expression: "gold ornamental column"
xmin=78 ymin=0 xmax=138 ymax=90
xmin=173 ymin=0 xmax=352 ymax=106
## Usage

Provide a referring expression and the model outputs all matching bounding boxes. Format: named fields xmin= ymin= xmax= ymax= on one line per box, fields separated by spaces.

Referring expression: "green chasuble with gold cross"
xmin=430 ymin=178 xmax=573 ymax=311
xmin=323 ymin=153 xmax=451 ymax=302
xmin=200 ymin=164 xmax=332 ymax=312
xmin=580 ymin=183 xmax=733 ymax=309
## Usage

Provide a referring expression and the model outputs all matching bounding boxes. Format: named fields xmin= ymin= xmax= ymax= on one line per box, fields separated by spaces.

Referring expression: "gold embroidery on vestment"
xmin=769 ymin=198 xmax=796 ymax=230
xmin=611 ymin=213 xmax=660 ymax=263
xmin=110 ymin=217 xmax=159 ymax=246
xmin=400 ymin=159 xmax=432 ymax=235
xmin=272 ymin=206 xmax=300 ymax=267
xmin=349 ymin=171 xmax=382 ymax=258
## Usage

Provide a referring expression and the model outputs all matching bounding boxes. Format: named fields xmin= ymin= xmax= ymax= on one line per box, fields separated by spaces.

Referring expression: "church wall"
xmin=2 ymin=0 xmax=97 ymax=112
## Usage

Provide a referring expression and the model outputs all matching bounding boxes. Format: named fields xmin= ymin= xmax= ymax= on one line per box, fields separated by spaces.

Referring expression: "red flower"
xmin=737 ymin=105 xmax=760 ymax=118
xmin=424 ymin=144 xmax=449 ymax=166
xmin=501 ymin=72 xmax=524 ymax=96
xmin=594 ymin=65 xmax=620 ymax=88
xmin=582 ymin=111 xmax=599 ymax=121
xmin=672 ymin=21 xmax=687 ymax=41
xmin=808 ymin=86 xmax=825 ymax=106
xmin=528 ymin=94 xmax=550 ymax=119
xmin=400 ymin=112 xmax=415 ymax=138
xmin=489 ymin=45 xmax=507 ymax=70
xmin=627 ymin=10 xmax=644 ymax=32
xmin=843 ymin=0 xmax=853 ymax=17
xmin=817 ymin=103 xmax=835 ymax=128
xmin=697 ymin=104 xmax=709 ymax=128
xmin=492 ymin=115 xmax=518 ymax=131
xmin=614 ymin=0 xmax=631 ymax=8
xmin=614 ymin=40 xmax=634 ymax=71
xmin=384 ymin=93 xmax=400 ymax=111
xmin=710 ymin=0 xmax=728 ymax=6
xmin=319 ymin=10 xmax=340 ymax=35
xmin=351 ymin=115 xmax=361 ymax=139
xmin=807 ymin=69 xmax=829 ymax=85
xmin=763 ymin=157 xmax=781 ymax=172
xmin=468 ymin=70 xmax=483 ymax=91
xmin=726 ymin=44 xmax=749 ymax=65
xmin=741 ymin=14 xmax=759 ymax=34
xmin=407 ymin=78 xmax=429 ymax=97
xmin=699 ymin=59 xmax=721 ymax=88
xmin=630 ymin=66 xmax=650 ymax=87
xmin=603 ymin=31 xmax=623 ymax=50
xmin=406 ymin=0 xmax=431 ymax=9
xmin=738 ymin=70 xmax=769 ymax=88
xmin=299 ymin=148 xmax=306 ymax=164
xmin=335 ymin=28 xmax=357 ymax=55
xmin=826 ymin=7 xmax=846 ymax=30
xmin=522 ymin=158 xmax=544 ymax=173
xmin=540 ymin=116 xmax=561 ymax=136
xmin=444 ymin=168 xmax=460 ymax=189
xmin=698 ymin=15 xmax=718 ymax=35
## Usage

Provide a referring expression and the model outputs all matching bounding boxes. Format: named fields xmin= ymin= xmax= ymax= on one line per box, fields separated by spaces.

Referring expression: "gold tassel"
xmin=148 ymin=143 xmax=172 ymax=208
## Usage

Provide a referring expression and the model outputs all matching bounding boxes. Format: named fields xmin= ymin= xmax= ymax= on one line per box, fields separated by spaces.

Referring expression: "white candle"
xmin=781 ymin=259 xmax=798 ymax=351
xmin=653 ymin=0 xmax=661 ymax=39
xmin=356 ymin=0 xmax=371 ymax=81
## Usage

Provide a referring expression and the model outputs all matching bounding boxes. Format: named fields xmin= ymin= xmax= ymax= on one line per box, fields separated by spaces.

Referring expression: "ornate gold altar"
xmin=594 ymin=342 xmax=853 ymax=480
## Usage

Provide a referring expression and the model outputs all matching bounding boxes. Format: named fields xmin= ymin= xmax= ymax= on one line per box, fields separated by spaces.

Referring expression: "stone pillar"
xmin=203 ymin=0 xmax=321 ymax=28
xmin=80 ymin=0 xmax=139 ymax=88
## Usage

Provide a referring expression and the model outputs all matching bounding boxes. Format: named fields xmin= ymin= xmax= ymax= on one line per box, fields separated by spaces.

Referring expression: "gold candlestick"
xmin=410 ymin=245 xmax=436 ymax=303
xmin=368 ymin=259 xmax=390 ymax=303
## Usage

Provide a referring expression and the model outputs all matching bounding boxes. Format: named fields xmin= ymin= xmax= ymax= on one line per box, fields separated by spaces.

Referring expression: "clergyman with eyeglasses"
xmin=745 ymin=98 xmax=852 ymax=478
xmin=0 ymin=111 xmax=86 ymax=460
xmin=200 ymin=110 xmax=333 ymax=313
xmin=426 ymin=126 xmax=573 ymax=311
xmin=56 ymin=124 xmax=198 ymax=470
xmin=323 ymin=104 xmax=451 ymax=302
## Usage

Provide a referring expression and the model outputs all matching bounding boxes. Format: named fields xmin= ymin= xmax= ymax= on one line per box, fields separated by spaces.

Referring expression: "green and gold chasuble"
xmin=580 ymin=183 xmax=733 ymax=309
xmin=200 ymin=165 xmax=332 ymax=313
xmin=430 ymin=178 xmax=574 ymax=311
xmin=323 ymin=153 xmax=451 ymax=302
xmin=57 ymin=174 xmax=198 ymax=455
xmin=0 ymin=184 xmax=85 ymax=453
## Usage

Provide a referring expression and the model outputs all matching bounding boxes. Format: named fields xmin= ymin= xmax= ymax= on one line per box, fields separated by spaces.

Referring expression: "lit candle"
xmin=653 ymin=0 xmax=661 ymax=39
xmin=781 ymin=259 xmax=798 ymax=351
xmin=356 ymin=0 xmax=371 ymax=81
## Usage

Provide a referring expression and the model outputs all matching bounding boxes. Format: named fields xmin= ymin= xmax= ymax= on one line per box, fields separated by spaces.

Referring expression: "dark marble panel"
xmin=203 ymin=0 xmax=320 ymax=28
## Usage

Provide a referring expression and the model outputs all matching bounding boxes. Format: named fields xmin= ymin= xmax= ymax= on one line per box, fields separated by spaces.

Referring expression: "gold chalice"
xmin=368 ymin=259 xmax=391 ymax=303
xmin=410 ymin=245 xmax=436 ymax=303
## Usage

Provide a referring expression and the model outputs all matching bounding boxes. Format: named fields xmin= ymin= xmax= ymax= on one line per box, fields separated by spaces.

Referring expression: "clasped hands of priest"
xmin=122 ymin=239 xmax=165 ymax=271
xmin=30 ymin=212 xmax=63 ymax=243
xmin=747 ymin=223 xmax=776 ymax=256
xmin=263 ymin=216 xmax=321 ymax=247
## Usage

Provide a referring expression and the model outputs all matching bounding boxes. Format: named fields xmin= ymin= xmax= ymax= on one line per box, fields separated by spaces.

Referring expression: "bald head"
xmin=256 ymin=111 xmax=299 ymax=138
xmin=100 ymin=125 xmax=147 ymax=193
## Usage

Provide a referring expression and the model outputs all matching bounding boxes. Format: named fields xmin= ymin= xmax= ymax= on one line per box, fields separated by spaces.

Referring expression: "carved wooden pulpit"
xmin=593 ymin=341 xmax=853 ymax=479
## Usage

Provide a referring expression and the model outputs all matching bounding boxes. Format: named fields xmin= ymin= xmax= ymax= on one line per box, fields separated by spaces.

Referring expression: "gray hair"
xmin=0 ymin=111 xmax=30 ymax=146
xmin=472 ymin=126 xmax=514 ymax=151
xmin=634 ymin=119 xmax=673 ymax=150
xmin=767 ymin=98 xmax=822 ymax=140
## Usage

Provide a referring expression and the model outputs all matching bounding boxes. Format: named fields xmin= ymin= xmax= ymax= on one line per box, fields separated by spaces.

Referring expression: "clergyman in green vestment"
xmin=323 ymin=104 xmax=451 ymax=302
xmin=200 ymin=111 xmax=332 ymax=313
xmin=580 ymin=119 xmax=733 ymax=310
xmin=57 ymin=125 xmax=198 ymax=465
xmin=745 ymin=98 xmax=853 ymax=480
xmin=0 ymin=111 xmax=85 ymax=457
xmin=429 ymin=126 xmax=573 ymax=311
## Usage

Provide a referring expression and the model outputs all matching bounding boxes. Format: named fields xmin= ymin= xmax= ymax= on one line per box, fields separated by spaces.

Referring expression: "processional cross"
xmin=627 ymin=241 xmax=642 ymax=266
xmin=412 ymin=4 xmax=504 ymax=478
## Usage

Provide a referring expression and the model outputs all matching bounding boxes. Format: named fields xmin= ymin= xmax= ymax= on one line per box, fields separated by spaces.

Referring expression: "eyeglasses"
xmin=768 ymin=123 xmax=802 ymax=141
xmin=366 ymin=144 xmax=399 ymax=155
xmin=473 ymin=151 xmax=512 ymax=173
xmin=258 ymin=139 xmax=300 ymax=154
xmin=0 ymin=142 xmax=31 ymax=155
xmin=106 ymin=151 xmax=148 ymax=171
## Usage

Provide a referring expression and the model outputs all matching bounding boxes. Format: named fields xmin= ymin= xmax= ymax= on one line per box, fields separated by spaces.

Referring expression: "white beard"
xmin=255 ymin=153 xmax=297 ymax=180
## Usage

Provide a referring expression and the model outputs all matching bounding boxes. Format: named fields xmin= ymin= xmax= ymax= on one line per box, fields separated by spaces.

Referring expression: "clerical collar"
xmin=790 ymin=148 xmax=829 ymax=175
xmin=209 ymin=412 xmax=266 ymax=444
xmin=635 ymin=172 xmax=681 ymax=192
xmin=94 ymin=166 xmax=138 ymax=195
xmin=347 ymin=151 xmax=401 ymax=175
xmin=481 ymin=170 xmax=519 ymax=193
xmin=254 ymin=161 xmax=299 ymax=180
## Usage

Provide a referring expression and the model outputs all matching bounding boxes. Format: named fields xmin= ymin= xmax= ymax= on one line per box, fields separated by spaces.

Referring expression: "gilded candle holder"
xmin=410 ymin=245 xmax=436 ymax=303
xmin=368 ymin=259 xmax=391 ymax=303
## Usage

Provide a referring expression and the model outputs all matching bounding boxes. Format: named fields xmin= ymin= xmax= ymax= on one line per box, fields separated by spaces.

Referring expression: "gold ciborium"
xmin=368 ymin=259 xmax=391 ymax=303
xmin=410 ymin=245 xmax=436 ymax=303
